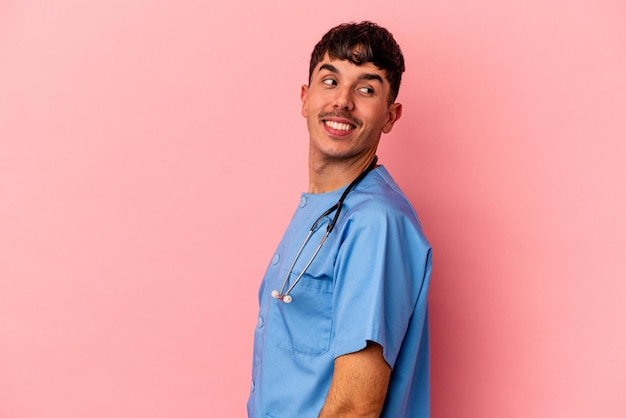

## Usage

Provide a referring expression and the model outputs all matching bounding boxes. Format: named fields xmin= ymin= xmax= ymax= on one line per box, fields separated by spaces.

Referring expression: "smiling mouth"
xmin=324 ymin=120 xmax=355 ymax=131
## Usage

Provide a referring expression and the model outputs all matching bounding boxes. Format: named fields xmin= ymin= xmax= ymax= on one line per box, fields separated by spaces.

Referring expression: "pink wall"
xmin=1 ymin=1 xmax=625 ymax=417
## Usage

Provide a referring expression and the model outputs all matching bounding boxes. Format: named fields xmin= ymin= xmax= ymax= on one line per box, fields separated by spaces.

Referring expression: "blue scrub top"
xmin=248 ymin=166 xmax=432 ymax=418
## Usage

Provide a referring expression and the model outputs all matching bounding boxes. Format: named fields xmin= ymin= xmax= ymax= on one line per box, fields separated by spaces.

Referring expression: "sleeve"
xmin=330 ymin=200 xmax=431 ymax=368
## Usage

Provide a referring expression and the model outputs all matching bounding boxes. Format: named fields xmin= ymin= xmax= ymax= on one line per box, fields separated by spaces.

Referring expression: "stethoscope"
xmin=271 ymin=157 xmax=378 ymax=303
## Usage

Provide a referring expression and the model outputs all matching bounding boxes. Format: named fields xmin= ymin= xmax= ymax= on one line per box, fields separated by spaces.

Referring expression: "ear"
xmin=382 ymin=103 xmax=402 ymax=134
xmin=301 ymin=84 xmax=309 ymax=118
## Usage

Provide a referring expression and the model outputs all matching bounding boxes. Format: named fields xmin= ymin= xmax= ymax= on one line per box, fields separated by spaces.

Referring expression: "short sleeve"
xmin=330 ymin=198 xmax=431 ymax=368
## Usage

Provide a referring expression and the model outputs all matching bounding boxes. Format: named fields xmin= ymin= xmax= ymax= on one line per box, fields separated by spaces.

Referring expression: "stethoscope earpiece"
xmin=271 ymin=289 xmax=293 ymax=303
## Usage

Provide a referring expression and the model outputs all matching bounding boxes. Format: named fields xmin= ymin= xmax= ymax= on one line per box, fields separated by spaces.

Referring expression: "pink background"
xmin=1 ymin=1 xmax=625 ymax=417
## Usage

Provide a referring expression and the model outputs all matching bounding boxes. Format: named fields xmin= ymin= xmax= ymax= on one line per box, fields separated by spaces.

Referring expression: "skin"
xmin=318 ymin=342 xmax=391 ymax=417
xmin=301 ymin=53 xmax=401 ymax=416
xmin=301 ymin=53 xmax=402 ymax=194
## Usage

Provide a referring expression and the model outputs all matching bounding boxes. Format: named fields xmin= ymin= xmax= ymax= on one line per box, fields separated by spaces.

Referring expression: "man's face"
xmin=301 ymin=53 xmax=402 ymax=164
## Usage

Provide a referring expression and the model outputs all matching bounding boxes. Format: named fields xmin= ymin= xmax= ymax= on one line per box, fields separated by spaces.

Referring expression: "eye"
xmin=322 ymin=78 xmax=337 ymax=86
xmin=358 ymin=86 xmax=374 ymax=95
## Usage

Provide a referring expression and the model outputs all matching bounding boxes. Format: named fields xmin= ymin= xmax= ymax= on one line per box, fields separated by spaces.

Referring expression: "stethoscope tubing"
xmin=272 ymin=157 xmax=378 ymax=303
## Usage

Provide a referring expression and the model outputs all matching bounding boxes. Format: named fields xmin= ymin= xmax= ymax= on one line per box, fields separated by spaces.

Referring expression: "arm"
xmin=318 ymin=341 xmax=391 ymax=418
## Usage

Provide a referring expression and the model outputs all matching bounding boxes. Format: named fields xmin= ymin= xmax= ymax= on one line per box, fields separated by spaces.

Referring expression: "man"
xmin=248 ymin=21 xmax=432 ymax=417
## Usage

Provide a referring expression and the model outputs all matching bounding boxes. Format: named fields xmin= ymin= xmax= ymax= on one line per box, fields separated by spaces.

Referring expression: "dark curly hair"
xmin=308 ymin=21 xmax=405 ymax=105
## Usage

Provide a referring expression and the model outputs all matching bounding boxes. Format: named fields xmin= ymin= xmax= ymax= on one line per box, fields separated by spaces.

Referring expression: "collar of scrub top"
xmin=271 ymin=157 xmax=379 ymax=304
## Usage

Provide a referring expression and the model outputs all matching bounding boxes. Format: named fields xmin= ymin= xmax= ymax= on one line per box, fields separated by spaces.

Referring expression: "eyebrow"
xmin=319 ymin=63 xmax=384 ymax=84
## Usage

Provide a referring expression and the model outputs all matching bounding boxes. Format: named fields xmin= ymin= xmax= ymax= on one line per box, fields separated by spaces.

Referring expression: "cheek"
xmin=364 ymin=109 xmax=388 ymax=128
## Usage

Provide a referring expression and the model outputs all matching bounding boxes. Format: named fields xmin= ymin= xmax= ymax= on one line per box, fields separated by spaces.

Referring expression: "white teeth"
xmin=325 ymin=121 xmax=353 ymax=131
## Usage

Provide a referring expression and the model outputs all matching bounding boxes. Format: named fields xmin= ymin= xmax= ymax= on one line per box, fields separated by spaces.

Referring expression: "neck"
xmin=308 ymin=153 xmax=378 ymax=194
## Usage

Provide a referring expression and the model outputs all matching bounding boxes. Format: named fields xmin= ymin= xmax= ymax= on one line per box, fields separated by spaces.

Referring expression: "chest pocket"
xmin=268 ymin=274 xmax=334 ymax=356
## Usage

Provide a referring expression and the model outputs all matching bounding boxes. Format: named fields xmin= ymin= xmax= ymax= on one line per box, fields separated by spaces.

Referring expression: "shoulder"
xmin=348 ymin=167 xmax=420 ymax=223
xmin=338 ymin=167 xmax=430 ymax=248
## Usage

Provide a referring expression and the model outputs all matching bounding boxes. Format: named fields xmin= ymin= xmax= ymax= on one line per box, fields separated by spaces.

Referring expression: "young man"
xmin=248 ymin=21 xmax=432 ymax=417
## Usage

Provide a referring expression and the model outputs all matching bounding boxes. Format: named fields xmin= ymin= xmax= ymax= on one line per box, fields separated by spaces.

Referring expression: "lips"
xmin=320 ymin=113 xmax=360 ymax=136
xmin=324 ymin=120 xmax=354 ymax=131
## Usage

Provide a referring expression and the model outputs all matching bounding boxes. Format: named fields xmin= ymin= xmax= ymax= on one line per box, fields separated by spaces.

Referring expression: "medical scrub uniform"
xmin=248 ymin=166 xmax=432 ymax=418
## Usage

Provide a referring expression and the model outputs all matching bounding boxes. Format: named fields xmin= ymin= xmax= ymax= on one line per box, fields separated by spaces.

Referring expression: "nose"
xmin=333 ymin=86 xmax=354 ymax=111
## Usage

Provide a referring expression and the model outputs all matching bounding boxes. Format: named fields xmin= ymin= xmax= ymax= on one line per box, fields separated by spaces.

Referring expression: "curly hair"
xmin=308 ymin=21 xmax=405 ymax=104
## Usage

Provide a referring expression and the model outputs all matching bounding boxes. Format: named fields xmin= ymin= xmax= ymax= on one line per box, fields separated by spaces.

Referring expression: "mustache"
xmin=318 ymin=111 xmax=362 ymax=128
